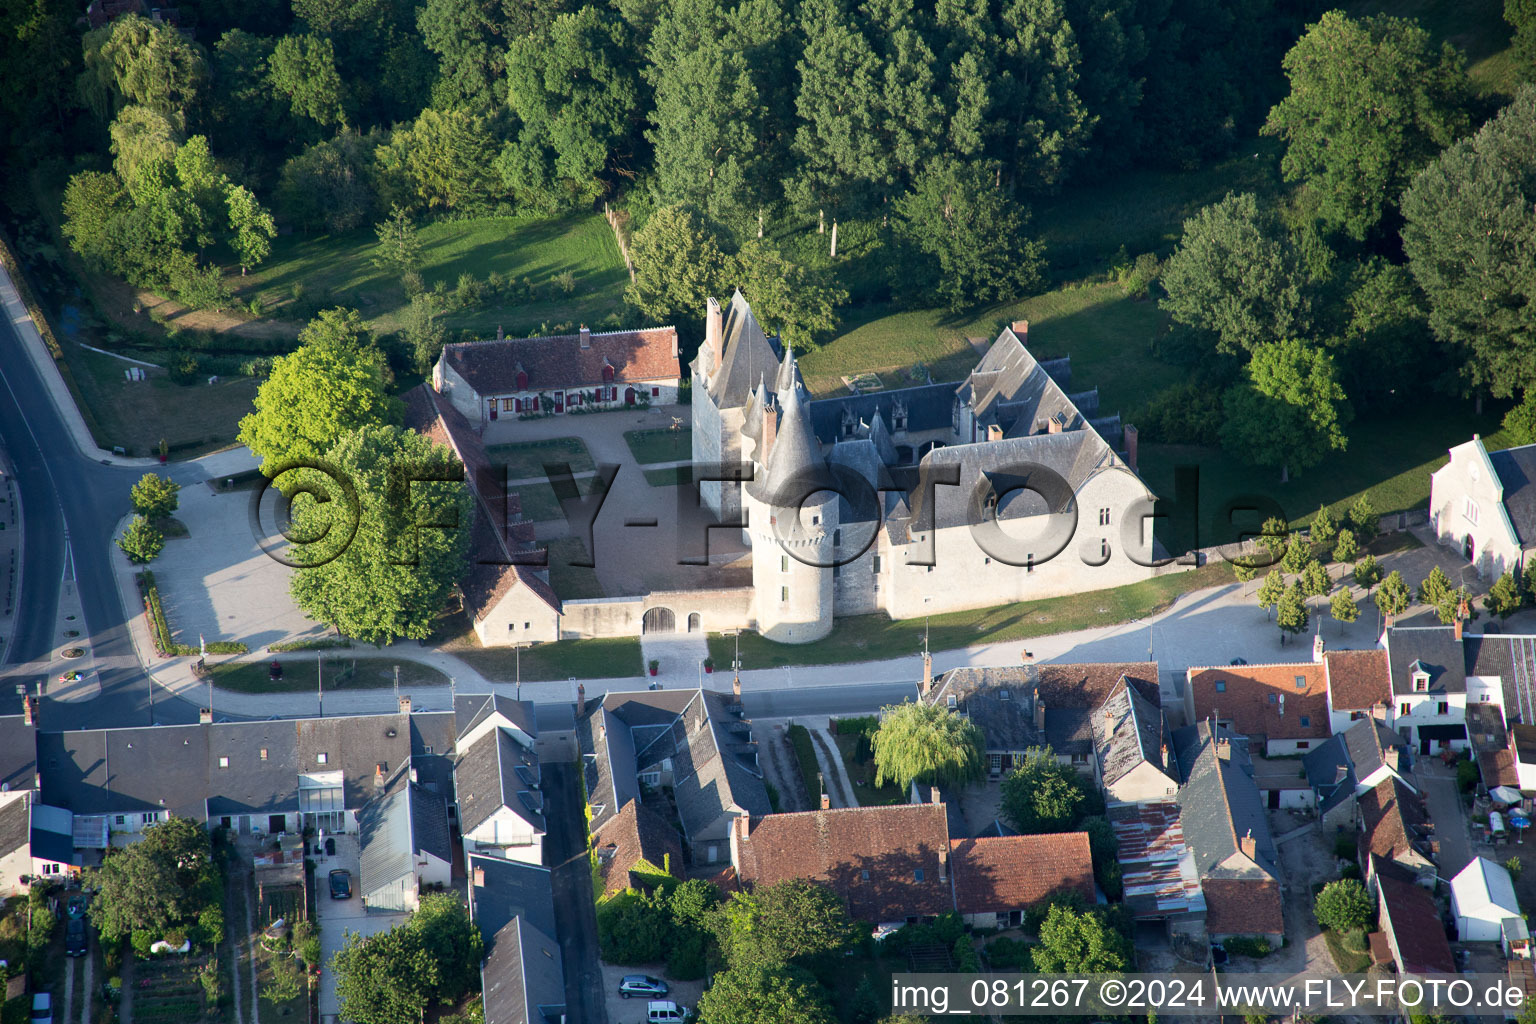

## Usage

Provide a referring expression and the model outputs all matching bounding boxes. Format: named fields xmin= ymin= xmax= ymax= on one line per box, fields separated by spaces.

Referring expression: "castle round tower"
xmin=746 ymin=383 xmax=836 ymax=644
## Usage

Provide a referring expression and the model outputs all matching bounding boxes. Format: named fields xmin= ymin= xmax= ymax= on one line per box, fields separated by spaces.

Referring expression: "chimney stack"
xmin=1047 ymin=415 xmax=1064 ymax=435
xmin=1313 ymin=635 xmax=1325 ymax=663
xmin=1384 ymin=745 xmax=1401 ymax=771
xmin=987 ymin=423 xmax=1004 ymax=442
xmin=1012 ymin=319 xmax=1029 ymax=343
xmin=21 ymin=695 xmax=35 ymax=727
xmin=496 ymin=325 xmax=504 ymax=341
xmin=474 ymin=865 xmax=485 ymax=888
xmin=1216 ymin=736 xmax=1231 ymax=761
xmin=374 ymin=763 xmax=386 ymax=787
xmin=706 ymin=297 xmax=724 ymax=374
xmin=820 ymin=791 xmax=831 ymax=811
xmin=732 ymin=671 xmax=742 ymax=700
xmin=1034 ymin=698 xmax=1046 ymax=734
xmin=760 ymin=404 xmax=779 ymax=464
xmin=921 ymin=652 xmax=933 ymax=695
xmin=577 ymin=684 xmax=586 ymax=715
xmin=398 ymin=695 xmax=411 ymax=715
xmin=579 ymin=324 xmax=591 ymax=350
xmin=1123 ymin=424 xmax=1139 ymax=474
xmin=939 ymin=849 xmax=948 ymax=881
xmin=1455 ymin=600 xmax=1468 ymax=641
xmin=1238 ymin=830 xmax=1257 ymax=859
xmin=930 ymin=785 xmax=941 ymax=805
xmin=199 ymin=707 xmax=213 ymax=724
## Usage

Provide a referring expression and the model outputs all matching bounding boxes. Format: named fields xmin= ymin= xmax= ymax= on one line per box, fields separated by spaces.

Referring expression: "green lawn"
xmin=546 ymin=536 xmax=605 ymax=599
xmin=708 ymin=561 xmax=1227 ymax=669
xmin=453 ymin=636 xmax=643 ymax=682
xmin=833 ymin=730 xmax=905 ymax=806
xmin=642 ymin=466 xmax=693 ymax=487
xmin=1322 ymin=927 xmax=1372 ymax=973
xmin=1349 ymin=0 xmax=1519 ymax=97
xmin=514 ymin=472 xmax=608 ymax=522
xmin=801 ymin=280 xmax=1174 ymax=412
xmin=207 ymin=657 xmax=448 ymax=694
xmin=485 ymin=436 xmax=595 ymax=480
xmin=1139 ymin=406 xmax=1514 ymax=552
xmin=237 ymin=212 xmax=628 ymax=337
xmin=623 ymin=427 xmax=692 ymax=464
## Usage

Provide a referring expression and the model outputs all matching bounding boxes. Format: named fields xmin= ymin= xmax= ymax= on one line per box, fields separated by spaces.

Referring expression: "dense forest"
xmin=2 ymin=0 xmax=1535 ymax=484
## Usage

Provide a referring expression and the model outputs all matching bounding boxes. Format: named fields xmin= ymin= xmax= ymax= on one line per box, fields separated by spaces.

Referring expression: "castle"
xmin=691 ymin=292 xmax=1160 ymax=643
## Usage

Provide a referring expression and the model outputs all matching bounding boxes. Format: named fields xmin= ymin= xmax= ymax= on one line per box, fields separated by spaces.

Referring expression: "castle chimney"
xmin=1313 ymin=635 xmax=1325 ymax=663
xmin=22 ymin=695 xmax=35 ymax=727
xmin=199 ymin=707 xmax=213 ymax=724
xmin=986 ymin=423 xmax=1004 ymax=442
xmin=1011 ymin=319 xmax=1029 ymax=343
xmin=1034 ymin=698 xmax=1046 ymax=734
xmin=1238 ymin=830 xmax=1257 ymax=859
xmin=577 ymin=684 xmax=586 ymax=715
xmin=474 ymin=865 xmax=485 ymax=887
xmin=1123 ymin=424 xmax=1139 ymax=474
xmin=1047 ymin=416 xmax=1063 ymax=435
xmin=921 ymin=652 xmax=933 ymax=695
xmin=760 ymin=404 xmax=778 ymax=464
xmin=706 ymin=297 xmax=724 ymax=374
xmin=398 ymin=695 xmax=411 ymax=715
xmin=579 ymin=325 xmax=591 ymax=349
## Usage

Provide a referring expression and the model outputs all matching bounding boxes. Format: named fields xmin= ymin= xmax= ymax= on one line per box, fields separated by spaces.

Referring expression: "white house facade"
xmin=1429 ymin=437 xmax=1536 ymax=581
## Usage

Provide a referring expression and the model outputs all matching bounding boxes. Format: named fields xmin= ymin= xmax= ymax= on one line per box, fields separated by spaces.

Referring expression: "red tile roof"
xmin=1359 ymin=777 xmax=1429 ymax=862
xmin=949 ymin=833 xmax=1094 ymax=916
xmin=1202 ymin=877 xmax=1284 ymax=937
xmin=1377 ymin=869 xmax=1455 ymax=974
xmin=734 ymin=804 xmax=954 ymax=924
xmin=442 ymin=328 xmax=681 ymax=395
xmin=593 ymin=799 xmax=683 ymax=897
xmin=1036 ymin=662 xmax=1161 ymax=708
xmin=1187 ymin=662 xmax=1329 ymax=740
xmin=1324 ymin=649 xmax=1391 ymax=711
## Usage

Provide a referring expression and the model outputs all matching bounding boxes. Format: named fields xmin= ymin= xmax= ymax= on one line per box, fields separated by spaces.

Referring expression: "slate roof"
xmin=1093 ymin=679 xmax=1175 ymax=787
xmin=949 ymin=833 xmax=1094 ymax=916
xmin=733 ymin=804 xmax=954 ymax=923
xmin=808 ymin=383 xmax=957 ymax=447
xmin=1186 ymin=662 xmax=1330 ymax=742
xmin=955 ymin=329 xmax=1079 ymax=431
xmin=29 ymin=804 xmax=74 ymax=865
xmin=456 ymin=694 xmax=539 ymax=746
xmin=1489 ymin=443 xmax=1536 ymax=546
xmin=1044 ymin=707 xmax=1094 ymax=759
xmin=1358 ymin=777 xmax=1430 ymax=862
xmin=206 ymin=720 xmax=301 ymax=817
xmin=1376 ymin=862 xmax=1456 ymax=974
xmin=0 ymin=716 xmax=36 ymax=794
xmin=456 ymin=729 xmax=543 ymax=836
xmin=1303 ymin=735 xmax=1354 ymax=813
xmin=1171 ymin=723 xmax=1279 ymax=881
xmin=1386 ymin=626 xmax=1467 ymax=695
xmin=469 ymin=855 xmax=565 ymax=1024
xmin=926 ymin=666 xmax=1044 ymax=752
xmin=1324 ymin=649 xmax=1392 ymax=711
xmin=357 ymin=768 xmax=450 ymax=905
xmin=409 ymin=712 xmax=458 ymax=800
xmin=592 ymin=798 xmax=684 ymax=896
xmin=707 ymin=290 xmax=783 ymax=408
xmin=1342 ymin=718 xmax=1409 ymax=782
xmin=442 ymin=326 xmax=679 ymax=396
xmin=0 ymin=798 xmax=27 ymax=856
xmin=748 ymin=383 xmax=825 ymax=503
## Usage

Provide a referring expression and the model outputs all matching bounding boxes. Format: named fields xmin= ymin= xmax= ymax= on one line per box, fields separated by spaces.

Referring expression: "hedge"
xmin=268 ymin=638 xmax=352 ymax=652
xmin=137 ymin=570 xmax=247 ymax=657
xmin=786 ymin=724 xmax=821 ymax=808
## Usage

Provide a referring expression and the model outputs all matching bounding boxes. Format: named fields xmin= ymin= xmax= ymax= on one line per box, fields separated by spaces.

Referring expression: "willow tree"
xmin=870 ymin=699 xmax=984 ymax=791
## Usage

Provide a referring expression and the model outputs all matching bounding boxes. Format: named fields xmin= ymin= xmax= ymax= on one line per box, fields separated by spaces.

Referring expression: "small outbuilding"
xmin=1452 ymin=856 xmax=1531 ymax=951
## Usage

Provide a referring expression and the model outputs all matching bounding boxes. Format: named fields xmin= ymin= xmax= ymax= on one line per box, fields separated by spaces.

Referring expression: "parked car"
xmin=65 ymin=918 xmax=86 ymax=957
xmin=30 ymin=993 xmax=52 ymax=1024
xmin=1229 ymin=658 xmax=1248 ymax=666
xmin=619 ymin=976 xmax=669 ymax=999
xmin=646 ymin=1001 xmax=688 ymax=1024
xmin=329 ymin=869 xmax=352 ymax=899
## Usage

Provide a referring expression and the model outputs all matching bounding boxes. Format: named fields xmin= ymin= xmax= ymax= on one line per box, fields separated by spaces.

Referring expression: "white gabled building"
xmin=1429 ymin=437 xmax=1536 ymax=581
xmin=453 ymin=700 xmax=545 ymax=866
xmin=1451 ymin=856 xmax=1530 ymax=953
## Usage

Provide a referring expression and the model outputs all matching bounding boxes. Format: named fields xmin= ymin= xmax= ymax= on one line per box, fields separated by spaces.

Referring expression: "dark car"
xmin=1229 ymin=658 xmax=1248 ymax=666
xmin=65 ymin=918 xmax=86 ymax=958
xmin=329 ymin=869 xmax=352 ymax=899
xmin=619 ymin=975 xmax=669 ymax=999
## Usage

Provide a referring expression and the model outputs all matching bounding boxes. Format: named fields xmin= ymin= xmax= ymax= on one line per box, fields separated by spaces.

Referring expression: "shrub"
xmin=1222 ymin=936 xmax=1272 ymax=957
xmin=1314 ymin=879 xmax=1372 ymax=933
xmin=1118 ymin=252 xmax=1163 ymax=298
xmin=455 ymin=272 xmax=482 ymax=307
xmin=130 ymin=930 xmax=154 ymax=956
xmin=168 ymin=351 xmax=201 ymax=385
xmin=1135 ymin=379 xmax=1225 ymax=444
xmin=1332 ymin=832 xmax=1358 ymax=863
xmin=556 ymin=270 xmax=577 ymax=295
xmin=401 ymin=269 xmax=424 ymax=297
xmin=1457 ymin=757 xmax=1479 ymax=793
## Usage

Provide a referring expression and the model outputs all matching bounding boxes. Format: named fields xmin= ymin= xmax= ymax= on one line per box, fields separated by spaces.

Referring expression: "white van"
xmin=647 ymin=1000 xmax=687 ymax=1023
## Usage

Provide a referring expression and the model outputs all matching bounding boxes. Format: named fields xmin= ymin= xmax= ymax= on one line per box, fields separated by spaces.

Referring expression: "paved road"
xmin=544 ymin=762 xmax=608 ymax=1024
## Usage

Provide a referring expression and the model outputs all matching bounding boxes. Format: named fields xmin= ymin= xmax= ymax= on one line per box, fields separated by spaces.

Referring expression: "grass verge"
xmin=452 ymin=635 xmax=643 ymax=682
xmin=832 ymin=730 xmax=905 ymax=806
xmin=485 ymin=436 xmax=595 ymax=480
xmin=786 ymin=724 xmax=822 ymax=807
xmin=206 ymin=657 xmax=447 ymax=694
xmin=1322 ymin=927 xmax=1372 ymax=973
xmin=708 ymin=562 xmax=1227 ymax=669
xmin=623 ymin=427 xmax=693 ymax=465
xmin=546 ymin=536 xmax=605 ymax=599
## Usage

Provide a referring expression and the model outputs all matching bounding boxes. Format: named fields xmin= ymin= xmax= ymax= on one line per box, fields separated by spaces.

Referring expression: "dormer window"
xmin=947 ymin=695 xmax=958 ymax=710
xmin=602 ymin=362 xmax=614 ymax=383
xmin=1413 ymin=673 xmax=1429 ymax=692
xmin=1215 ymin=681 xmax=1226 ymax=692
xmin=317 ymin=753 xmax=329 ymax=765
xmin=515 ymin=367 xmax=528 ymax=390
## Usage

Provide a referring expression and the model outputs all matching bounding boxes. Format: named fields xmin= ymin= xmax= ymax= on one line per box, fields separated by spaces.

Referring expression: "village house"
xmin=1092 ymin=678 xmax=1179 ymax=804
xmin=1372 ymin=857 xmax=1456 ymax=975
xmin=469 ymin=854 xmax=567 ymax=1024
xmin=355 ymin=764 xmax=453 ymax=913
xmin=1358 ymin=777 xmax=1435 ymax=886
xmin=1385 ymin=624 xmax=1499 ymax=755
xmin=1322 ymin=648 xmax=1393 ymax=733
xmin=1183 ymin=661 xmax=1331 ymax=756
xmin=1429 ymin=436 xmax=1536 ymax=581
xmin=1303 ymin=718 xmax=1414 ymax=829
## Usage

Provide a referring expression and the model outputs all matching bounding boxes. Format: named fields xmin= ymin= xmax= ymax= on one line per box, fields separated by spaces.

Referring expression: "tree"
xmin=1233 ymin=562 xmax=1257 ymax=593
xmin=1512 ymin=0 xmax=1536 ymax=80
xmin=1348 ymin=494 xmax=1379 ymax=540
xmin=1257 ymin=570 xmax=1285 ymax=617
xmin=1160 ymin=193 xmax=1312 ymax=356
xmin=238 ymin=309 xmax=399 ymax=473
xmin=331 ymin=893 xmax=482 ymax=1024
xmin=1276 ymin=581 xmax=1309 ymax=639
xmin=375 ymin=106 xmax=503 ymax=213
xmin=288 ymin=424 xmax=472 ymax=645
xmin=1418 ymin=565 xmax=1453 ymax=609
xmin=372 ymin=206 xmax=421 ymax=275
xmin=731 ymin=241 xmax=846 ymax=352
xmin=263 ymin=953 xmax=304 ymax=1003
xmin=81 ymin=14 xmax=208 ymax=129
xmin=225 ymin=185 xmax=276 ymax=275
xmin=890 ymin=157 xmax=1045 ymax=311
xmin=403 ymin=294 xmax=446 ymax=375
xmin=117 ymin=515 xmax=164 ymax=564
xmin=1375 ymin=570 xmax=1412 ymax=622
xmin=131 ymin=473 xmax=181 ymax=520
xmin=277 ymin=130 xmax=382 ymax=234
xmin=625 ymin=206 xmax=733 ymax=325
xmin=1000 ymin=746 xmax=1092 ymax=834
xmin=1258 ymin=516 xmax=1289 ymax=562
xmin=1402 ymin=86 xmax=1536 ymax=399
xmin=61 ymin=171 xmax=131 ymax=271
xmin=1310 ymin=504 xmax=1337 ymax=549
xmin=711 ymin=880 xmax=859 ymax=972
xmin=1300 ymin=560 xmax=1331 ymax=601
xmin=696 ymin=965 xmax=834 ymax=1024
xmin=267 ymin=34 xmax=347 ymax=129
xmin=1333 ymin=529 xmax=1358 ymax=565
xmin=1314 ymin=878 xmax=1372 ymax=933
xmin=1220 ymin=339 xmax=1350 ymax=482
xmin=1330 ymin=588 xmax=1360 ymax=630
xmin=1280 ymin=534 xmax=1312 ymax=576
xmin=108 ymin=105 xmax=179 ymax=184
xmin=89 ymin=817 xmax=216 ymax=943
xmin=1505 ymin=391 xmax=1536 ymax=446
xmin=1030 ymin=904 xmax=1129 ymax=973
xmin=870 ymin=700 xmax=985 ymax=791
xmin=1353 ymin=554 xmax=1382 ymax=592
xmin=417 ymin=0 xmax=570 ymax=109
xmin=1263 ymin=12 xmax=1469 ymax=240
xmin=1488 ymin=571 xmax=1525 ymax=619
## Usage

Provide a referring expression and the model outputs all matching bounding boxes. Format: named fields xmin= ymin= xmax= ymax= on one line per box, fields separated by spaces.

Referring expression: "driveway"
xmin=315 ymin=834 xmax=407 ymax=1023
xmin=543 ymin=762 xmax=608 ymax=1024
xmin=600 ymin=964 xmax=705 ymax=1024
xmin=1416 ymin=759 xmax=1473 ymax=878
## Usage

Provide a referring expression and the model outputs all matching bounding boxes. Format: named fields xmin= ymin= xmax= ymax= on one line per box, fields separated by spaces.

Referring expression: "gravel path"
xmin=79 ymin=945 xmax=93 ymax=1024
xmin=62 ymin=952 xmax=75 ymax=1024
xmin=811 ymin=728 xmax=856 ymax=808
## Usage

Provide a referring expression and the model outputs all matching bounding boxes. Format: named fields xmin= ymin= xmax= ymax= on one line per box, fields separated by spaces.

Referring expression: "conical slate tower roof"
xmin=751 ymin=382 xmax=825 ymax=503
xmin=775 ymin=342 xmax=799 ymax=396
xmin=742 ymin=375 xmax=767 ymax=450
xmin=866 ymin=410 xmax=898 ymax=466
